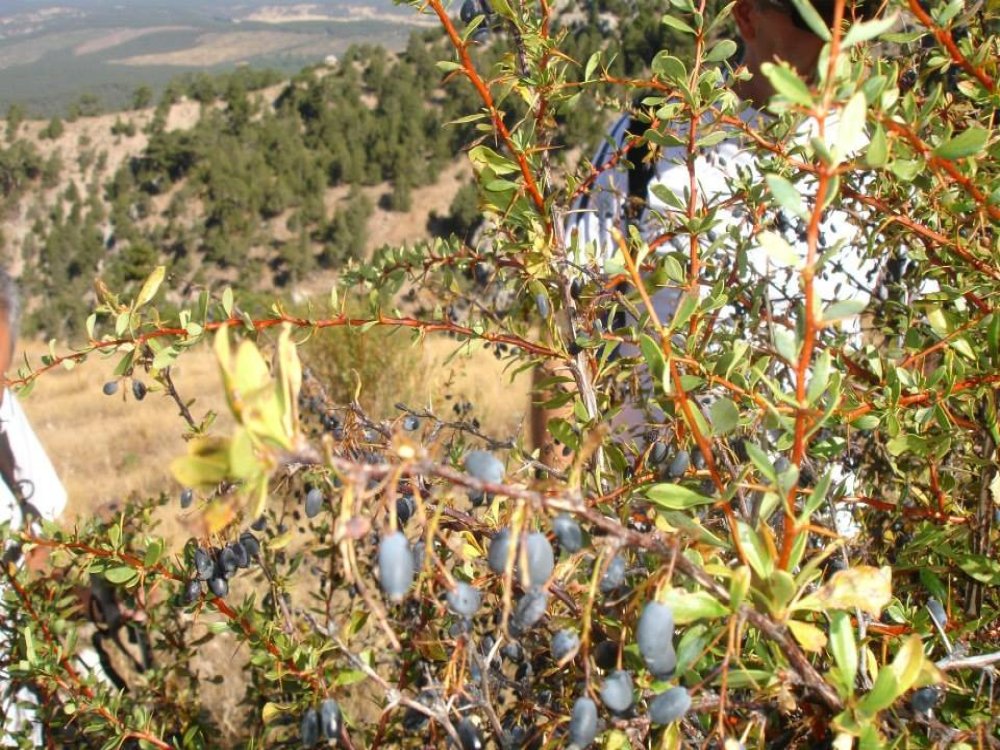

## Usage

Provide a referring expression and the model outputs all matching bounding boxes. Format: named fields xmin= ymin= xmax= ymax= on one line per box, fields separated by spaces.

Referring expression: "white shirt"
xmin=0 ymin=387 xmax=67 ymax=746
xmin=568 ymin=104 xmax=895 ymax=537
xmin=569 ymin=104 xmax=882 ymax=328
xmin=0 ymin=388 xmax=67 ymax=530
xmin=566 ymin=102 xmax=910 ymax=447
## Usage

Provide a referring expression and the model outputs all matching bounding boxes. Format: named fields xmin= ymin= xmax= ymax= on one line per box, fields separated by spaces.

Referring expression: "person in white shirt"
xmin=563 ymin=0 xmax=883 ymax=431
xmin=540 ymin=0 xmax=895 ymax=540
xmin=0 ymin=268 xmax=68 ymax=745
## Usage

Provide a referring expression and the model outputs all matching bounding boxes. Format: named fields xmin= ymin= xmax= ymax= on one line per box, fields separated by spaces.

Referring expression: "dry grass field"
xmin=17 ymin=332 xmax=531 ymax=527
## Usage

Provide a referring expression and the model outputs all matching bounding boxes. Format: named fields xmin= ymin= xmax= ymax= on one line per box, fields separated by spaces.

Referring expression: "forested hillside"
xmin=0 ymin=0 xmax=687 ymax=337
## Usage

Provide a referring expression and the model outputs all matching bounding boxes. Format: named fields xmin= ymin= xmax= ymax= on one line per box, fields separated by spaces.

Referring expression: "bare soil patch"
xmin=73 ymin=26 xmax=195 ymax=56
xmin=244 ymin=4 xmax=437 ymax=27
xmin=109 ymin=31 xmax=320 ymax=67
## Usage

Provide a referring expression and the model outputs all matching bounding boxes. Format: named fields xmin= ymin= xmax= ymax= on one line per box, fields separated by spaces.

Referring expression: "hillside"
xmin=1 ymin=79 xmax=473 ymax=295
xmin=0 ymin=37 xmax=496 ymax=338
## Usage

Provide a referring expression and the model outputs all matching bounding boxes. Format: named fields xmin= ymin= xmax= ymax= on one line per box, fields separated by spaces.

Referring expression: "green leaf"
xmin=774 ymin=328 xmax=799 ymax=363
xmin=822 ymin=299 xmax=868 ymax=322
xmin=956 ymin=554 xmax=1000 ymax=585
xmin=646 ymin=483 xmax=714 ymax=510
xmin=640 ymin=334 xmax=665 ymax=383
xmin=858 ymin=665 xmax=899 ymax=715
xmin=836 ymin=91 xmax=868 ymax=161
xmin=729 ymin=565 xmax=751 ymax=609
xmin=798 ymin=471 xmax=832 ymax=524
xmin=334 ymin=669 xmax=368 ymax=687
xmin=651 ymin=53 xmax=687 ymax=83
xmin=828 ymin=611 xmax=858 ymax=697
xmin=787 ymin=0 xmax=831 ymax=41
xmin=806 ymin=350 xmax=832 ymax=404
xmin=660 ymin=13 xmax=695 ymax=34
xmin=708 ymin=397 xmax=740 ymax=435
xmin=719 ymin=669 xmax=775 ymax=688
xmin=933 ymin=127 xmax=989 ymax=160
xmin=886 ymin=433 xmax=929 ymax=457
xmin=152 ymin=346 xmax=179 ymax=371
xmin=660 ymin=511 xmax=727 ymax=547
xmin=765 ymin=174 xmax=805 ymax=217
xmin=143 ymin=539 xmax=164 ymax=568
xmin=134 ymin=265 xmax=165 ymax=309
xmin=669 ymin=292 xmax=699 ymax=332
xmin=468 ymin=145 xmax=519 ymax=175
xmin=661 ymin=588 xmax=729 ymax=623
xmin=842 ymin=12 xmax=899 ymax=47
xmin=858 ymin=635 xmax=925 ymax=716
xmin=755 ymin=230 xmax=800 ymax=267
xmin=674 ymin=624 xmax=709 ymax=673
xmin=745 ymin=442 xmax=776 ymax=484
xmin=705 ymin=39 xmax=738 ymax=62
xmin=736 ymin=520 xmax=773 ymax=579
xmin=866 ymin=123 xmax=888 ymax=167
xmin=761 ymin=62 xmax=813 ymax=107
xmin=104 ymin=566 xmax=138 ymax=585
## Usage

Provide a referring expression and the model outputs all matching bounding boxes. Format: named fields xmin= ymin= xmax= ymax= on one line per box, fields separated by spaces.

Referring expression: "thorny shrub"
xmin=2 ymin=0 xmax=1000 ymax=748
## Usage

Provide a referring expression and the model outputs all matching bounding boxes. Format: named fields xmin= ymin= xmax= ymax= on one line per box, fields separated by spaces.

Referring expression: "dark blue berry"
xmin=600 ymin=670 xmax=633 ymax=713
xmin=447 ymin=582 xmax=482 ymax=618
xmin=319 ymin=698 xmax=341 ymax=739
xmin=648 ymin=686 xmax=691 ymax=724
xmin=379 ymin=532 xmax=414 ymax=601
xmin=300 ymin=707 xmax=319 ymax=747
xmin=553 ymin=514 xmax=584 ymax=552
xmin=208 ymin=576 xmax=228 ymax=597
xmin=305 ymin=487 xmax=324 ymax=519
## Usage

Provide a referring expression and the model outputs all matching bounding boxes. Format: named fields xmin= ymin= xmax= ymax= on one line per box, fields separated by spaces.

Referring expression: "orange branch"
xmin=425 ymin=0 xmax=549 ymax=228
xmin=905 ymin=0 xmax=996 ymax=94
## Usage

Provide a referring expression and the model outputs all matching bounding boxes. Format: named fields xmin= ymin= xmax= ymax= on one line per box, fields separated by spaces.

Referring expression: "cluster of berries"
xmin=185 ymin=532 xmax=260 ymax=602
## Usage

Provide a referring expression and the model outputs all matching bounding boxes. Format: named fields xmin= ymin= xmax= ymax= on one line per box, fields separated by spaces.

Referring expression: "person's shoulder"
xmin=2 ymin=386 xmax=32 ymax=430
xmin=3 ymin=387 xmax=68 ymax=522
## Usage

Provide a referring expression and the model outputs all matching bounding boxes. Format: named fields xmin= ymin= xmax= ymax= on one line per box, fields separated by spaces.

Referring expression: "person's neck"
xmin=732 ymin=70 xmax=772 ymax=108
xmin=733 ymin=49 xmax=819 ymax=108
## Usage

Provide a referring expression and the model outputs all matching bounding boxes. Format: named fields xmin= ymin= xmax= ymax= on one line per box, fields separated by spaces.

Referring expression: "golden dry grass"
xmin=17 ymin=331 xmax=530 ymax=526
xmin=72 ymin=26 xmax=196 ymax=56
xmin=15 ymin=341 xmax=232 ymax=523
xmin=110 ymin=31 xmax=314 ymax=67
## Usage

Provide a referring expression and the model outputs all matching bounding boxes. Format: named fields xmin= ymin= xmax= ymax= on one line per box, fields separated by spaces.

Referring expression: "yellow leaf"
xmin=268 ymin=529 xmax=294 ymax=551
xmin=134 ymin=265 xmax=165 ymax=309
xmin=888 ymin=635 xmax=924 ymax=695
xmin=247 ymin=476 xmax=269 ymax=523
xmin=234 ymin=339 xmax=272 ymax=394
xmin=170 ymin=437 xmax=231 ymax=488
xmin=798 ymin=565 xmax=891 ymax=616
xmin=203 ymin=501 xmax=236 ymax=535
xmin=275 ymin=324 xmax=302 ymax=440
xmin=788 ymin=619 xmax=828 ymax=652
xmin=262 ymin=702 xmax=290 ymax=724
